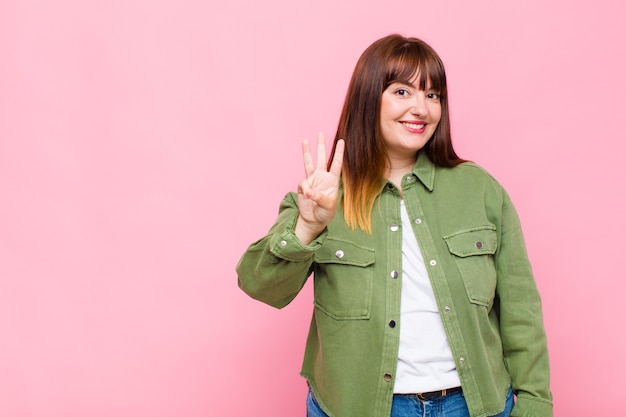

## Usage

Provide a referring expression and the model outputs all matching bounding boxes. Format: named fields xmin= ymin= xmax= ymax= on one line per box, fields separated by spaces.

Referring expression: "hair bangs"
xmin=385 ymin=41 xmax=447 ymax=95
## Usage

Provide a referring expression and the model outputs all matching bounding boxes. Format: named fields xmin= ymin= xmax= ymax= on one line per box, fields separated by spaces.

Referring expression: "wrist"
xmin=295 ymin=216 xmax=326 ymax=246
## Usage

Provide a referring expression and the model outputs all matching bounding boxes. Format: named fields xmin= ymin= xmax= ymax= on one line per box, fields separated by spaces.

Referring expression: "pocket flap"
xmin=443 ymin=226 xmax=497 ymax=257
xmin=315 ymin=238 xmax=375 ymax=267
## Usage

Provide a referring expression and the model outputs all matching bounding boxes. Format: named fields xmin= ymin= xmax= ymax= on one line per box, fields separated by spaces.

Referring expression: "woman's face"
xmin=379 ymin=75 xmax=442 ymax=161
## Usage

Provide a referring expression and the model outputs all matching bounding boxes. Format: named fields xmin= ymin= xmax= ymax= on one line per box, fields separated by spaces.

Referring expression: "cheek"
xmin=431 ymin=105 xmax=442 ymax=123
xmin=379 ymin=107 xmax=395 ymax=125
xmin=380 ymin=97 xmax=403 ymax=119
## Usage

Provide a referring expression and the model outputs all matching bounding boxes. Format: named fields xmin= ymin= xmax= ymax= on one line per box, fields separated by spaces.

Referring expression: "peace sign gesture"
xmin=295 ymin=132 xmax=345 ymax=245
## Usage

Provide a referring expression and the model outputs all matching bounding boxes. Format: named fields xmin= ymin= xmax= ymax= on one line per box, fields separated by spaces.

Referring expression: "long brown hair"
xmin=328 ymin=34 xmax=465 ymax=233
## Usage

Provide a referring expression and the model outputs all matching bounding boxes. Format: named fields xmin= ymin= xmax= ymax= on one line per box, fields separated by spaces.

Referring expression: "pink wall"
xmin=1 ymin=0 xmax=624 ymax=415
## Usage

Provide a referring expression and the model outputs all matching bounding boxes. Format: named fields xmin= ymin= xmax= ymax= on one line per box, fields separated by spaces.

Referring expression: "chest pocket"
xmin=443 ymin=226 xmax=498 ymax=308
xmin=313 ymin=237 xmax=375 ymax=320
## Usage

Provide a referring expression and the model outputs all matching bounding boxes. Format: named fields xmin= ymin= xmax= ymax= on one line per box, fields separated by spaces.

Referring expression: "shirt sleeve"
xmin=236 ymin=192 xmax=327 ymax=309
xmin=495 ymin=193 xmax=553 ymax=417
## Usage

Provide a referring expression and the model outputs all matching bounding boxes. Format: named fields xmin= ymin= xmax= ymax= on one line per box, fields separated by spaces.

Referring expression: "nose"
xmin=410 ymin=92 xmax=428 ymax=116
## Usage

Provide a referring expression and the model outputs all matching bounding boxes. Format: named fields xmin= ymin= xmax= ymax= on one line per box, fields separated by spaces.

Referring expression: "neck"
xmin=385 ymin=155 xmax=416 ymax=188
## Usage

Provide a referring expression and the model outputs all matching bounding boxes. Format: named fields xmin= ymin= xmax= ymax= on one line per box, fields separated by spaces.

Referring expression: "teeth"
xmin=402 ymin=122 xmax=425 ymax=129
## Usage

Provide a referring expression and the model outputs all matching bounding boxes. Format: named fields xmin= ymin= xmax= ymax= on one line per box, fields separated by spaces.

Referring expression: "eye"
xmin=427 ymin=92 xmax=440 ymax=101
xmin=395 ymin=88 xmax=411 ymax=97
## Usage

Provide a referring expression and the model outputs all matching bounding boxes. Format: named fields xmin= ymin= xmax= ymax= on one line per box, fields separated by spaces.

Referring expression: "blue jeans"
xmin=306 ymin=388 xmax=328 ymax=417
xmin=306 ymin=386 xmax=514 ymax=417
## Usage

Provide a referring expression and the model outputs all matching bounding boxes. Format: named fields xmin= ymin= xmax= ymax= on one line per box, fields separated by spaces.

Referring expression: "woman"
xmin=236 ymin=34 xmax=552 ymax=417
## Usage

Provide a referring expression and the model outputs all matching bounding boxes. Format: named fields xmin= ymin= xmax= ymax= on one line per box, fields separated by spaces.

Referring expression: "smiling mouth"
xmin=401 ymin=121 xmax=426 ymax=129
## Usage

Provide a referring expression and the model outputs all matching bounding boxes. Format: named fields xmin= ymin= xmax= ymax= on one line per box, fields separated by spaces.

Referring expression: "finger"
xmin=310 ymin=188 xmax=336 ymax=210
xmin=302 ymin=140 xmax=315 ymax=177
xmin=328 ymin=139 xmax=345 ymax=177
xmin=298 ymin=178 xmax=314 ymax=200
xmin=316 ymin=132 xmax=327 ymax=171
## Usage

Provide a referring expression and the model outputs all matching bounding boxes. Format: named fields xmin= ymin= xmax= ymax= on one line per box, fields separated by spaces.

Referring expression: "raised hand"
xmin=294 ymin=132 xmax=345 ymax=245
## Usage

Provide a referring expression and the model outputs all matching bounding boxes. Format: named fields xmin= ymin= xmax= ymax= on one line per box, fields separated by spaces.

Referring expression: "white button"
xmin=335 ymin=250 xmax=344 ymax=259
xmin=444 ymin=306 xmax=451 ymax=312
xmin=415 ymin=218 xmax=422 ymax=224
xmin=390 ymin=224 xmax=399 ymax=232
xmin=459 ymin=357 xmax=465 ymax=364
xmin=280 ymin=240 xmax=287 ymax=247
xmin=405 ymin=175 xmax=412 ymax=182
xmin=429 ymin=260 xmax=437 ymax=266
xmin=390 ymin=270 xmax=399 ymax=279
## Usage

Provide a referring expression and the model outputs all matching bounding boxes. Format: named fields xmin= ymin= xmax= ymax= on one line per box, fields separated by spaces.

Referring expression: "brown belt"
xmin=415 ymin=386 xmax=463 ymax=401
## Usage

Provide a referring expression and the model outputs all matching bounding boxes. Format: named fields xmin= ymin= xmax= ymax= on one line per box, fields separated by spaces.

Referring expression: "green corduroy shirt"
xmin=237 ymin=152 xmax=552 ymax=417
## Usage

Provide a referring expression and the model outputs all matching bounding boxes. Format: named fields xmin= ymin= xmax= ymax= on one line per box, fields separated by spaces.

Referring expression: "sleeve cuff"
xmin=511 ymin=393 xmax=553 ymax=417
xmin=269 ymin=215 xmax=328 ymax=262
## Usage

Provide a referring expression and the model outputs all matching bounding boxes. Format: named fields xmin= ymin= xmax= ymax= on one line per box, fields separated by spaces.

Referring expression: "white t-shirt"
xmin=393 ymin=200 xmax=461 ymax=393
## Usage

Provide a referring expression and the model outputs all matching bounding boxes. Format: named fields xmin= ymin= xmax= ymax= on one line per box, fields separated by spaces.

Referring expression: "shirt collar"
xmin=361 ymin=151 xmax=437 ymax=196
xmin=411 ymin=151 xmax=436 ymax=191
